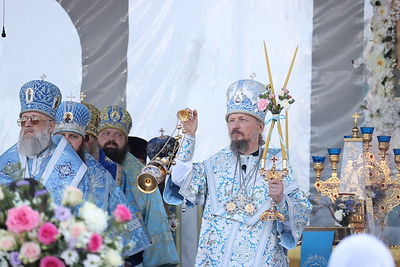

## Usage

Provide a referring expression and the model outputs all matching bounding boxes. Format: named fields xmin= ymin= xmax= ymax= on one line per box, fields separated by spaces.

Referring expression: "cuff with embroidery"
xmin=275 ymin=198 xmax=289 ymax=217
xmin=176 ymin=134 xmax=195 ymax=161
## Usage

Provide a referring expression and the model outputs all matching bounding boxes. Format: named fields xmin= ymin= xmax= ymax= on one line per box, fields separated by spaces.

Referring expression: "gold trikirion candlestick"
xmin=260 ymin=156 xmax=286 ymax=222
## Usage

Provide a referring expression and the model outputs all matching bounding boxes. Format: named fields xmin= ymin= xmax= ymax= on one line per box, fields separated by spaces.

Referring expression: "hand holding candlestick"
xmin=260 ymin=156 xmax=286 ymax=222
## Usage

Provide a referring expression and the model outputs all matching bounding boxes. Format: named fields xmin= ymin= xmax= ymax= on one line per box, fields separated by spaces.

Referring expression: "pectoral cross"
xmin=80 ymin=92 xmax=87 ymax=102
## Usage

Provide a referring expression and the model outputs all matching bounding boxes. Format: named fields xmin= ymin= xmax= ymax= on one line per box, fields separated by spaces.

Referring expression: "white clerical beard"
xmin=18 ymin=126 xmax=52 ymax=157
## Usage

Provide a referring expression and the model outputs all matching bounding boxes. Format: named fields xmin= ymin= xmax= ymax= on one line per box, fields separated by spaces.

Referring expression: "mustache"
xmin=23 ymin=128 xmax=34 ymax=134
xmin=230 ymin=129 xmax=244 ymax=136
xmin=104 ymin=140 xmax=118 ymax=147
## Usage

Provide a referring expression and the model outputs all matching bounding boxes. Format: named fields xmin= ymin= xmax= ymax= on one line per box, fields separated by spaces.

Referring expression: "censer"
xmin=137 ymin=109 xmax=189 ymax=193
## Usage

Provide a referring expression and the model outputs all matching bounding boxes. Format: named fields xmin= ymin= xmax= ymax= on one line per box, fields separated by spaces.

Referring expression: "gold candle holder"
xmin=330 ymin=155 xmax=340 ymax=176
xmin=327 ymin=148 xmax=341 ymax=178
xmin=312 ymin=156 xmax=326 ymax=181
xmin=377 ymin=136 xmax=391 ymax=161
xmin=312 ymin=156 xmax=326 ymax=202
xmin=393 ymin=149 xmax=400 ymax=177
xmin=360 ymin=127 xmax=374 ymax=152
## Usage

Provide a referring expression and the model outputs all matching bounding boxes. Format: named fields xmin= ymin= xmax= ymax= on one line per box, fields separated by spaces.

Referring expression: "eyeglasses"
xmin=16 ymin=116 xmax=53 ymax=127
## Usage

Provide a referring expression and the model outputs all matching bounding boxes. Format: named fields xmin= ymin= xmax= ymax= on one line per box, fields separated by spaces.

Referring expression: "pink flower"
xmin=0 ymin=235 xmax=17 ymax=251
xmin=87 ymin=233 xmax=103 ymax=253
xmin=257 ymin=99 xmax=270 ymax=112
xmin=6 ymin=205 xmax=41 ymax=234
xmin=69 ymin=221 xmax=87 ymax=239
xmin=38 ymin=222 xmax=59 ymax=245
xmin=269 ymin=94 xmax=275 ymax=99
xmin=112 ymin=204 xmax=132 ymax=223
xmin=20 ymin=242 xmax=41 ymax=262
xmin=283 ymin=89 xmax=289 ymax=94
xmin=40 ymin=256 xmax=65 ymax=267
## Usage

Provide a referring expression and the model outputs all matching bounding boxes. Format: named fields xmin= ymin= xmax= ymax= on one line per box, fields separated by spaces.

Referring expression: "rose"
xmin=38 ymin=222 xmax=59 ymax=245
xmin=103 ymin=249 xmax=124 ymax=267
xmin=40 ymin=256 xmax=65 ymax=267
xmin=59 ymin=220 xmax=87 ymax=240
xmin=62 ymin=186 xmax=83 ymax=206
xmin=80 ymin=202 xmax=108 ymax=233
xmin=0 ymin=235 xmax=17 ymax=251
xmin=6 ymin=205 xmax=41 ymax=233
xmin=69 ymin=221 xmax=87 ymax=239
xmin=20 ymin=242 xmax=41 ymax=262
xmin=257 ymin=99 xmax=270 ymax=112
xmin=87 ymin=233 xmax=103 ymax=253
xmin=113 ymin=204 xmax=132 ymax=223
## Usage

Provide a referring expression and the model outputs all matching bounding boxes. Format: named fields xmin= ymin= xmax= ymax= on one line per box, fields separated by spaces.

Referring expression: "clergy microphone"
xmin=241 ymin=164 xmax=247 ymax=172
xmin=1 ymin=26 xmax=5 ymax=38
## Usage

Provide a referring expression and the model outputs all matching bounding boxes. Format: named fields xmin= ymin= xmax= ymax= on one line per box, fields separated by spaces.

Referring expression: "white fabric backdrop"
xmin=127 ymin=0 xmax=313 ymax=193
xmin=0 ymin=0 xmax=81 ymax=150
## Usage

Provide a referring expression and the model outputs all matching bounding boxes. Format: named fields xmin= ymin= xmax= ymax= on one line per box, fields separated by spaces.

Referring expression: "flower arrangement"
xmin=0 ymin=179 xmax=132 ymax=267
xmin=353 ymin=0 xmax=400 ymax=136
xmin=257 ymin=85 xmax=295 ymax=115
xmin=330 ymin=194 xmax=360 ymax=227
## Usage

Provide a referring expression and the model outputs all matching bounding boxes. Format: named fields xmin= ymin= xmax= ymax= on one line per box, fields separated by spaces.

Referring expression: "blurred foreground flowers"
xmin=0 ymin=179 xmax=131 ymax=266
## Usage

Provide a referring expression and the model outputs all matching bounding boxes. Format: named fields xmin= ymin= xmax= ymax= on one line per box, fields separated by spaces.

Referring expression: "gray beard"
xmin=18 ymin=128 xmax=52 ymax=157
xmin=230 ymin=139 xmax=249 ymax=154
